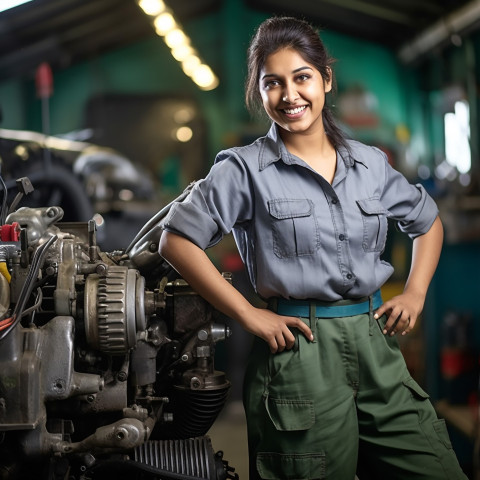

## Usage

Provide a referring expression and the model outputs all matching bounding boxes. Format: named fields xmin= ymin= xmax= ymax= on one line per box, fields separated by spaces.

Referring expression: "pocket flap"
xmin=268 ymin=199 xmax=312 ymax=219
xmin=257 ymin=451 xmax=326 ymax=479
xmin=356 ymin=198 xmax=389 ymax=216
xmin=402 ymin=376 xmax=430 ymax=399
xmin=264 ymin=396 xmax=315 ymax=431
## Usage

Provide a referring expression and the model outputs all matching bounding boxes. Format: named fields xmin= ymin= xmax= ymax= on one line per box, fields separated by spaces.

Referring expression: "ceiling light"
xmin=181 ymin=55 xmax=201 ymax=76
xmin=154 ymin=12 xmax=176 ymax=35
xmin=192 ymin=64 xmax=219 ymax=91
xmin=171 ymin=44 xmax=194 ymax=62
xmin=139 ymin=3 xmax=219 ymax=90
xmin=0 ymin=0 xmax=33 ymax=13
xmin=175 ymin=126 xmax=193 ymax=142
xmin=138 ymin=0 xmax=165 ymax=16
xmin=164 ymin=29 xmax=188 ymax=49
xmin=174 ymin=108 xmax=195 ymax=123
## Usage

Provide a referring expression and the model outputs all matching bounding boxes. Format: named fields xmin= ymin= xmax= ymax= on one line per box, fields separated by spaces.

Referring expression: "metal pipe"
xmin=398 ymin=0 xmax=480 ymax=63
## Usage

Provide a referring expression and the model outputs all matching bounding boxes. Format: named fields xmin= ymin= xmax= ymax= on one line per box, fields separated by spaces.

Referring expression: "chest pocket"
xmin=356 ymin=198 xmax=389 ymax=253
xmin=268 ymin=198 xmax=320 ymax=258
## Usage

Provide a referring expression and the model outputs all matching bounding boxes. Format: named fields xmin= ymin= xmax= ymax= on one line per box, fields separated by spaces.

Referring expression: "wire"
xmin=20 ymin=287 xmax=43 ymax=319
xmin=0 ymin=173 xmax=7 ymax=225
xmin=0 ymin=316 xmax=14 ymax=331
xmin=0 ymin=235 xmax=57 ymax=341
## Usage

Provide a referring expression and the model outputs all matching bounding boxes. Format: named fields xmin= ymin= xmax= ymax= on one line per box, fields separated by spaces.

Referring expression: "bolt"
xmin=197 ymin=329 xmax=208 ymax=341
xmin=190 ymin=377 xmax=201 ymax=389
xmin=45 ymin=265 xmax=55 ymax=276
xmin=181 ymin=354 xmax=189 ymax=362
xmin=117 ymin=371 xmax=127 ymax=382
xmin=95 ymin=264 xmax=107 ymax=275
xmin=86 ymin=395 xmax=95 ymax=403
xmin=149 ymin=243 xmax=158 ymax=252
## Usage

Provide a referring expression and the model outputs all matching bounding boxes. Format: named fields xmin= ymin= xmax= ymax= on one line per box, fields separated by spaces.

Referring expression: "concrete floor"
xmin=208 ymin=400 xmax=249 ymax=479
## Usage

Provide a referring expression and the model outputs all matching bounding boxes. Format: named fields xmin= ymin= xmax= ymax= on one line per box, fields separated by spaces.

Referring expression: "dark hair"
xmin=245 ymin=16 xmax=349 ymax=152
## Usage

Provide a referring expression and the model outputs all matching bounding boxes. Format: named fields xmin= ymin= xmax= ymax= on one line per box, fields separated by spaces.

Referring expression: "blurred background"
xmin=1 ymin=0 xmax=480 ymax=477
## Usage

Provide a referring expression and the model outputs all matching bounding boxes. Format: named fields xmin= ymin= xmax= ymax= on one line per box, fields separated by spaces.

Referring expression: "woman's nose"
xmin=282 ymin=84 xmax=298 ymax=103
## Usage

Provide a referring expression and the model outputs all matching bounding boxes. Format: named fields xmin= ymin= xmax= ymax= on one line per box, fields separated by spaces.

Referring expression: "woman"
xmin=159 ymin=16 xmax=466 ymax=480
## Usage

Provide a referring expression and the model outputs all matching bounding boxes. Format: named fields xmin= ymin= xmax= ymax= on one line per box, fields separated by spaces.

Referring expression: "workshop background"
xmin=1 ymin=0 xmax=480 ymax=477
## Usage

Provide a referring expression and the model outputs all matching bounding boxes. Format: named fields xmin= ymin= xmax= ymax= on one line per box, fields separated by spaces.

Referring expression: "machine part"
xmin=131 ymin=437 xmax=238 ymax=480
xmin=0 ymin=272 xmax=9 ymax=318
xmin=84 ymin=266 xmax=138 ymax=354
xmin=130 ymin=340 xmax=159 ymax=387
xmin=56 ymin=418 xmax=151 ymax=454
xmin=161 ymin=381 xmax=230 ymax=440
xmin=0 ymin=179 xmax=236 ymax=479
xmin=6 ymin=206 xmax=63 ymax=246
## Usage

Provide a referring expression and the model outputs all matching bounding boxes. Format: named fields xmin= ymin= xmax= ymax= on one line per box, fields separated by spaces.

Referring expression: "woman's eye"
xmin=264 ymin=80 xmax=279 ymax=88
xmin=297 ymin=74 xmax=310 ymax=82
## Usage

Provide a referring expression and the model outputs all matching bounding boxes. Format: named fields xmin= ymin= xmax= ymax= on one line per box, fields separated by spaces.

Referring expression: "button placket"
xmin=324 ymin=186 xmax=355 ymax=288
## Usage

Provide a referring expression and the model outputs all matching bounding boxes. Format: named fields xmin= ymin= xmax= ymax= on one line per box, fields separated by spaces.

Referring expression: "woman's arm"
xmin=159 ymin=231 xmax=314 ymax=353
xmin=374 ymin=215 xmax=444 ymax=336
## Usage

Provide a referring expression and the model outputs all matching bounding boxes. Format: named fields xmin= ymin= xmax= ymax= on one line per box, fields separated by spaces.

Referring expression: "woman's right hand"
xmin=239 ymin=306 xmax=314 ymax=353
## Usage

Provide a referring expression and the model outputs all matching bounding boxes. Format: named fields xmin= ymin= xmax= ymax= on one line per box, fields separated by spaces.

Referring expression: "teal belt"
xmin=270 ymin=289 xmax=383 ymax=318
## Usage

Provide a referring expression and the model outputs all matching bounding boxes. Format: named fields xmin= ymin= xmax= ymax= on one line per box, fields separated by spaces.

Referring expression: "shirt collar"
xmin=258 ymin=122 xmax=356 ymax=171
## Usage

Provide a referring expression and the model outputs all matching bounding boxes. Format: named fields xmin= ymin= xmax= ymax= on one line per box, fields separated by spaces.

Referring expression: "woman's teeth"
xmin=284 ymin=106 xmax=306 ymax=114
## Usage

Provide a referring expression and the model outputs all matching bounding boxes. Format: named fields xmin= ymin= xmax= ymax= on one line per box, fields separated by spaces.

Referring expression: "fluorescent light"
xmin=138 ymin=0 xmax=165 ymax=16
xmin=0 ymin=0 xmax=32 ymax=13
xmin=138 ymin=2 xmax=219 ymax=90
xmin=0 ymin=0 xmax=33 ymax=13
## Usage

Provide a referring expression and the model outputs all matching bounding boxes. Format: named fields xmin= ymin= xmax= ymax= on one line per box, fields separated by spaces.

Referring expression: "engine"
xmin=0 ymin=177 xmax=238 ymax=480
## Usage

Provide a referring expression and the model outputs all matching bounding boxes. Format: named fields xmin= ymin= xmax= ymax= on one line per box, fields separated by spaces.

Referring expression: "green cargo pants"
xmin=243 ymin=310 xmax=468 ymax=480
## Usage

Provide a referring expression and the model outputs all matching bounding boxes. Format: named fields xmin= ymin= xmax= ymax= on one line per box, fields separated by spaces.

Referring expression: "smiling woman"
xmin=158 ymin=15 xmax=467 ymax=480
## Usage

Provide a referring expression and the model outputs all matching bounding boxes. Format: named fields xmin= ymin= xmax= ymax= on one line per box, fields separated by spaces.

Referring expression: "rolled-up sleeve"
xmin=162 ymin=152 xmax=254 ymax=249
xmin=379 ymin=151 xmax=438 ymax=239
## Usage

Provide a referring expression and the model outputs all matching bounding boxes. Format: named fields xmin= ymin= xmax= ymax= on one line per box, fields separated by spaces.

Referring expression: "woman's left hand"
xmin=373 ymin=290 xmax=425 ymax=336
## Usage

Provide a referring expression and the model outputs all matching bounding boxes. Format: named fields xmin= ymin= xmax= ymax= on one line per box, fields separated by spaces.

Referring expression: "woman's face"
xmin=259 ymin=48 xmax=332 ymax=137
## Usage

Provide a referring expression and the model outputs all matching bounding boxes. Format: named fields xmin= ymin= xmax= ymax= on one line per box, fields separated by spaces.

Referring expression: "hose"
xmin=0 ymin=262 xmax=10 ymax=283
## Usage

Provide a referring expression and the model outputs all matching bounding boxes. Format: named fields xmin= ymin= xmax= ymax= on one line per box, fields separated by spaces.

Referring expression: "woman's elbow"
xmin=158 ymin=230 xmax=176 ymax=260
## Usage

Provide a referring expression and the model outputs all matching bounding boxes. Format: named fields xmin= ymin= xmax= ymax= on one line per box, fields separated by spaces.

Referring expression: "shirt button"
xmin=339 ymin=234 xmax=345 ymax=241
xmin=331 ymin=197 xmax=338 ymax=204
xmin=346 ymin=273 xmax=353 ymax=280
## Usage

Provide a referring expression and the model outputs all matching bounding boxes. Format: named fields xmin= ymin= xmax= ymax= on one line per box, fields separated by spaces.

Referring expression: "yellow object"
xmin=0 ymin=262 xmax=11 ymax=283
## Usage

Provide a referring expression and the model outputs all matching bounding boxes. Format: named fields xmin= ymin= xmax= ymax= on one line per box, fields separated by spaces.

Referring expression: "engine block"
xmin=0 ymin=180 xmax=237 ymax=480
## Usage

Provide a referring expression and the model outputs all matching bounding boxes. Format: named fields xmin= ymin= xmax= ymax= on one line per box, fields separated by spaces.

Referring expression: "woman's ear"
xmin=325 ymin=66 xmax=333 ymax=93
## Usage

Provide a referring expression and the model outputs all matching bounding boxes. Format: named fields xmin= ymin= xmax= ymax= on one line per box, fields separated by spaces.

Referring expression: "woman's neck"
xmin=281 ymin=128 xmax=337 ymax=183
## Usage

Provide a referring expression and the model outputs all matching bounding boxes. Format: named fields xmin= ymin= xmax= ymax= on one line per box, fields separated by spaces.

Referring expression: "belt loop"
xmin=270 ymin=297 xmax=278 ymax=313
xmin=309 ymin=302 xmax=317 ymax=342
xmin=368 ymin=294 xmax=374 ymax=336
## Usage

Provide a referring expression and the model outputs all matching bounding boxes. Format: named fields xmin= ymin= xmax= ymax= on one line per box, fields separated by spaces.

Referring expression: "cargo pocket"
xmin=403 ymin=377 xmax=467 ymax=479
xmin=263 ymin=395 xmax=315 ymax=431
xmin=257 ymin=452 xmax=326 ymax=480
xmin=402 ymin=375 xmax=430 ymax=399
xmin=268 ymin=198 xmax=319 ymax=258
xmin=402 ymin=375 xmax=430 ymax=419
xmin=356 ymin=198 xmax=389 ymax=253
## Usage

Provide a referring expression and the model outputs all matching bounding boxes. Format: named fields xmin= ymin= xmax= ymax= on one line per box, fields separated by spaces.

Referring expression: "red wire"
xmin=0 ymin=316 xmax=14 ymax=331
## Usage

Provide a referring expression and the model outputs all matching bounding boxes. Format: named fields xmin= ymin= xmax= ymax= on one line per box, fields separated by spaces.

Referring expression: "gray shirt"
xmin=162 ymin=123 xmax=438 ymax=301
